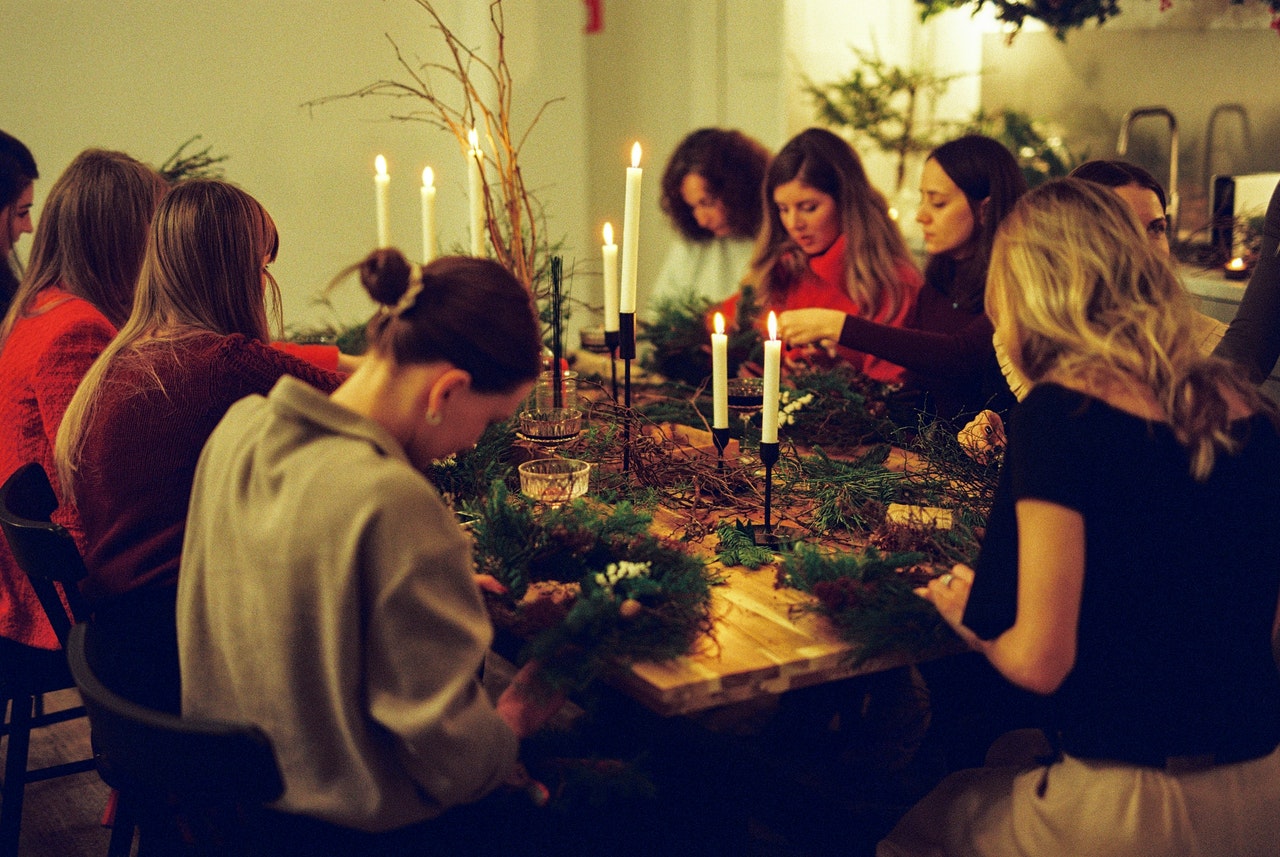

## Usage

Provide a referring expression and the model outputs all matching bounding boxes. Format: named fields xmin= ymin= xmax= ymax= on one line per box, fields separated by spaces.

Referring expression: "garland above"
xmin=918 ymin=0 xmax=1280 ymax=39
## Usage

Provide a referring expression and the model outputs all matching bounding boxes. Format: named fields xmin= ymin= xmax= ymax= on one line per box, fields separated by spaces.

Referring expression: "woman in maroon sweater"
xmin=778 ymin=135 xmax=1026 ymax=423
xmin=55 ymin=179 xmax=344 ymax=711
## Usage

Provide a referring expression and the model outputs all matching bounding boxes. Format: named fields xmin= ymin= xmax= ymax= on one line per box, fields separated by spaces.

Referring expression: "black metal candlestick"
xmin=711 ymin=427 xmax=730 ymax=474
xmin=753 ymin=441 xmax=800 ymax=547
xmin=760 ymin=440 xmax=778 ymax=532
xmin=619 ymin=312 xmax=636 ymax=473
xmin=551 ymin=257 xmax=563 ymax=408
xmin=604 ymin=330 xmax=619 ymax=403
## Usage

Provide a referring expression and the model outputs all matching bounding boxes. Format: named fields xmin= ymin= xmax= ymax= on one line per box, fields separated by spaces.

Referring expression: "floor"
xmin=8 ymin=672 xmax=945 ymax=857
xmin=5 ymin=689 xmax=121 ymax=857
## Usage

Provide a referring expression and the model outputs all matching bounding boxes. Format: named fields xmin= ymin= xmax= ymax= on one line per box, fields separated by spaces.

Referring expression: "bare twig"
xmin=302 ymin=0 xmax=563 ymax=297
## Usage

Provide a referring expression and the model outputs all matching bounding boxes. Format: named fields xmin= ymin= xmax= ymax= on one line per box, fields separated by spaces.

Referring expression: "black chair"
xmin=0 ymin=462 xmax=96 ymax=856
xmin=67 ymin=621 xmax=286 ymax=856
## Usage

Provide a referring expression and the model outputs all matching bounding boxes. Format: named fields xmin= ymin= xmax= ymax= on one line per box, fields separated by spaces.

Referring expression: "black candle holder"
xmin=752 ymin=441 xmax=802 ymax=548
xmin=711 ymin=426 xmax=730 ymax=474
xmin=604 ymin=329 xmax=620 ymax=403
xmin=619 ymin=312 xmax=636 ymax=473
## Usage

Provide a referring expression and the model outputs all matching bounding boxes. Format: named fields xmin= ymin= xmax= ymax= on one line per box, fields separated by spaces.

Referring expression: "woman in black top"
xmin=880 ymin=179 xmax=1280 ymax=857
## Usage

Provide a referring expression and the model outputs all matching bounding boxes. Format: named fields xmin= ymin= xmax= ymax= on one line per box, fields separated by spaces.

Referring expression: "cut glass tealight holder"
xmin=516 ymin=408 xmax=583 ymax=454
xmin=518 ymin=458 xmax=591 ymax=508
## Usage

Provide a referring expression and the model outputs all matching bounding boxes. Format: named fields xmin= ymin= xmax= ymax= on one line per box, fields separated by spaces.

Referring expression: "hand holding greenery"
xmin=469 ymin=482 xmax=719 ymax=691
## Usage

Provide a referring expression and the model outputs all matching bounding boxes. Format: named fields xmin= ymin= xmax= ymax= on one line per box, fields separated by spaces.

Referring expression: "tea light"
xmin=1225 ymin=256 xmax=1249 ymax=281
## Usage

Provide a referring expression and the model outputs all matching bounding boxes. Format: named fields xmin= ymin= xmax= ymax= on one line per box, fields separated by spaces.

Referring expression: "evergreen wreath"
xmin=469 ymin=482 xmax=720 ymax=691
xmin=775 ymin=544 xmax=956 ymax=667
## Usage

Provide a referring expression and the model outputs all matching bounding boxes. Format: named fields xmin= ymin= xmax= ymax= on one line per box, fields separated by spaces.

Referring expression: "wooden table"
xmin=608 ymin=504 xmax=954 ymax=717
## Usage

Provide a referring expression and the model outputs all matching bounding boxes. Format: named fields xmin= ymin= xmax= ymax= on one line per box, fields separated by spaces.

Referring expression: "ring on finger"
xmin=940 ymin=573 xmax=954 ymax=588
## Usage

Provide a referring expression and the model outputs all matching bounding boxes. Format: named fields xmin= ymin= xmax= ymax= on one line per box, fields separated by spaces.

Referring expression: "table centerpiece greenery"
xmin=468 ymin=482 xmax=720 ymax=692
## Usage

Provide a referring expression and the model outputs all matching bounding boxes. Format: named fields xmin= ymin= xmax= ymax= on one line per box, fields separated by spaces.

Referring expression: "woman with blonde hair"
xmin=738 ymin=126 xmax=919 ymax=383
xmin=881 ymin=178 xmax=1280 ymax=856
xmin=55 ymin=178 xmax=344 ymax=711
xmin=0 ymin=149 xmax=167 ymax=655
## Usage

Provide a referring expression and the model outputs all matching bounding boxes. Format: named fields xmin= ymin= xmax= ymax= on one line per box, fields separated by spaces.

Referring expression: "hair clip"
xmin=390 ymin=263 xmax=425 ymax=317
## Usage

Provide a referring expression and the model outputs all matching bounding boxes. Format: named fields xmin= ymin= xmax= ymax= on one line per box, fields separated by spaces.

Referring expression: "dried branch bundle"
xmin=305 ymin=0 xmax=562 ymax=293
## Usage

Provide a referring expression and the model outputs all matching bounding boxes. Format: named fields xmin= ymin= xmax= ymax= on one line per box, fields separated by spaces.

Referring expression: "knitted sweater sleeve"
xmin=1215 ymin=181 xmax=1280 ymax=382
xmin=271 ymin=341 xmax=342 ymax=373
xmin=838 ymin=307 xmax=994 ymax=380
xmin=32 ymin=309 xmax=115 ymax=450
xmin=222 ymin=336 xmax=345 ymax=397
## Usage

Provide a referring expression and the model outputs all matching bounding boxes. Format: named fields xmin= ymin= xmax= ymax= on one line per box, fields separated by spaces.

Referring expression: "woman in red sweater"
xmin=0 ymin=149 xmax=168 ymax=653
xmin=779 ymin=135 xmax=1027 ymax=423
xmin=739 ymin=127 xmax=921 ymax=384
xmin=55 ymin=179 xmax=346 ymax=711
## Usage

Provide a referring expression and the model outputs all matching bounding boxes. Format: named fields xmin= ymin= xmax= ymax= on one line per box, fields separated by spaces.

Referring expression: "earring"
xmin=424 ymin=411 xmax=442 ymax=426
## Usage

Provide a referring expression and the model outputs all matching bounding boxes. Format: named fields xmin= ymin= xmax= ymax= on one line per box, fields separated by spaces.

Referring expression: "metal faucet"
xmin=1203 ymin=103 xmax=1252 ymax=200
xmin=1118 ymin=107 xmax=1179 ymax=241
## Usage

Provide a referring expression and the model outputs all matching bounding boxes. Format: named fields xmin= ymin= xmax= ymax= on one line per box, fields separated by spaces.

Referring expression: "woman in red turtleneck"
xmin=730 ymin=127 xmax=920 ymax=385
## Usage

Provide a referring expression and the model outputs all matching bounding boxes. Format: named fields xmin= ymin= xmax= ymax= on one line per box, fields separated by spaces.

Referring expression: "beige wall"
xmin=3 ymin=0 xmax=589 ymax=330
xmin=5 ymin=0 xmax=1275 ymax=334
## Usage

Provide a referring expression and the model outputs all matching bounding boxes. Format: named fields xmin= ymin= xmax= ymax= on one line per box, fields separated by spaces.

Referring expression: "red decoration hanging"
xmin=584 ymin=0 xmax=603 ymax=33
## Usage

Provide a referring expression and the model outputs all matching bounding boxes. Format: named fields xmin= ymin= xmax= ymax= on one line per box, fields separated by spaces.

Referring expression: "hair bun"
xmin=360 ymin=248 xmax=413 ymax=306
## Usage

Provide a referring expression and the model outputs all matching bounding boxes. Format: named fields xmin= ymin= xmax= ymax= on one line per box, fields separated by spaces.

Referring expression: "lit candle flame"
xmin=468 ymin=128 xmax=479 ymax=151
xmin=714 ymin=312 xmax=725 ymax=336
xmin=630 ymin=142 xmax=642 ymax=168
xmin=422 ymin=166 xmax=434 ymax=188
xmin=375 ymin=154 xmax=387 ymax=177
xmin=1228 ymin=256 xmax=1246 ymax=270
xmin=767 ymin=310 xmax=778 ymax=341
xmin=603 ymin=222 xmax=614 ymax=245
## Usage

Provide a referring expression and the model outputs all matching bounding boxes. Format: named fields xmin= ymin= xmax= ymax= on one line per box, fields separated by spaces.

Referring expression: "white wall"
xmin=7 ymin=0 xmax=1274 ymax=336
xmin=582 ymin=0 xmax=788 ymax=323
xmin=3 ymin=0 xmax=589 ymax=331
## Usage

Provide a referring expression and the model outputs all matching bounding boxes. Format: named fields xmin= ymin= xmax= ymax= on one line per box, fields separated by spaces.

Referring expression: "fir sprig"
xmin=777 ymin=543 xmax=954 ymax=666
xmin=714 ymin=521 xmax=775 ymax=569
xmin=428 ymin=418 xmax=522 ymax=508
xmin=781 ymin=366 xmax=899 ymax=449
xmin=469 ymin=482 xmax=719 ymax=691
xmin=795 ymin=445 xmax=909 ymax=535
xmin=159 ymin=135 xmax=229 ymax=183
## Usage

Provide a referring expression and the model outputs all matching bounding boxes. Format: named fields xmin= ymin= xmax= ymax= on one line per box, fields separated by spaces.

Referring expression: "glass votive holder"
xmin=727 ymin=377 xmax=764 ymax=412
xmin=533 ymin=370 xmax=579 ymax=411
xmin=518 ymin=408 xmax=583 ymax=447
xmin=518 ymin=458 xmax=591 ymax=507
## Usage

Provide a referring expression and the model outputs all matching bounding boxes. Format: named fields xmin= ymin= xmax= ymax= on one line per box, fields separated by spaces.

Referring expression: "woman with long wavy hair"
xmin=739 ymin=126 xmax=920 ymax=384
xmin=882 ymin=178 xmax=1280 ymax=856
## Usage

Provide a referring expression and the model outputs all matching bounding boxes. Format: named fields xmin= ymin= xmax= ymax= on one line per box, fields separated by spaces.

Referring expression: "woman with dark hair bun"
xmin=649 ymin=128 xmax=771 ymax=315
xmin=177 ymin=248 xmax=565 ymax=849
xmin=779 ymin=134 xmax=1026 ymax=421
xmin=0 ymin=130 xmax=39 ymax=316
